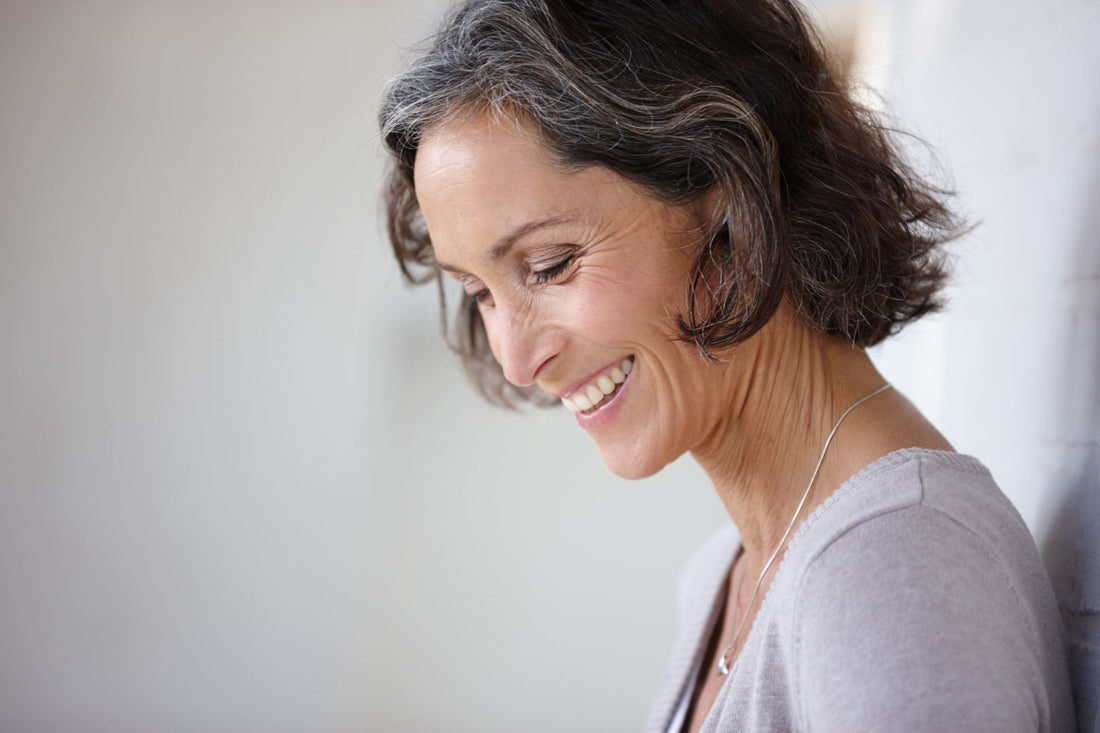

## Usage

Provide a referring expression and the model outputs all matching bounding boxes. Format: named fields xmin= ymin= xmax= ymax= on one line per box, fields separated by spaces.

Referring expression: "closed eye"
xmin=448 ymin=273 xmax=492 ymax=307
xmin=531 ymin=253 xmax=575 ymax=284
xmin=466 ymin=284 xmax=492 ymax=306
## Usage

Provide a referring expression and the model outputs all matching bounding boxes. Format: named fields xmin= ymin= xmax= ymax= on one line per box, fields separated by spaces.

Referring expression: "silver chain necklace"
xmin=717 ymin=383 xmax=893 ymax=675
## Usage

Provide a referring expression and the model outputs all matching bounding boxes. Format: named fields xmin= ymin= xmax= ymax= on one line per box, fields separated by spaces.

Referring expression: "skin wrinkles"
xmin=415 ymin=113 xmax=714 ymax=479
xmin=437 ymin=215 xmax=578 ymax=277
xmin=413 ymin=114 xmax=953 ymax=685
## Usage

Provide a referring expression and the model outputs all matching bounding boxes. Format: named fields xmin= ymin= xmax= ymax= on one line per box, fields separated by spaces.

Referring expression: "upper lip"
xmin=545 ymin=357 xmax=632 ymax=399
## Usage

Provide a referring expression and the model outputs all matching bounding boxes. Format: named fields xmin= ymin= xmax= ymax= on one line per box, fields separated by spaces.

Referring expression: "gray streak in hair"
xmin=380 ymin=0 xmax=963 ymax=407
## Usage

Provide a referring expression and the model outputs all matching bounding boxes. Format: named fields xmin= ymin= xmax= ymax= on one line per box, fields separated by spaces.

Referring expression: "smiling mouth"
xmin=561 ymin=357 xmax=634 ymax=414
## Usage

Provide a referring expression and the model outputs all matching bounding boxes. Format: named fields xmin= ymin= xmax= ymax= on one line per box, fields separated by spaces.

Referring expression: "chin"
xmin=597 ymin=443 xmax=677 ymax=481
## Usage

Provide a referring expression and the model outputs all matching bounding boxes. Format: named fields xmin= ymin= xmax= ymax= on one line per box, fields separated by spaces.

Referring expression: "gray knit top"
xmin=645 ymin=449 xmax=1075 ymax=732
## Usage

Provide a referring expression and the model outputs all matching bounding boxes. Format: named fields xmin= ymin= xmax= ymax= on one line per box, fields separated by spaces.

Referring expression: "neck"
xmin=690 ymin=308 xmax=892 ymax=568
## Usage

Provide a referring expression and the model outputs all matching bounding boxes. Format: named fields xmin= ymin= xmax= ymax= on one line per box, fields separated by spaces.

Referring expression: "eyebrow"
xmin=436 ymin=215 xmax=573 ymax=274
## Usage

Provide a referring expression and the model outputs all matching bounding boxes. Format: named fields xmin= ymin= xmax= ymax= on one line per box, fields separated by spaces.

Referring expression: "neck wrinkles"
xmin=690 ymin=310 xmax=886 ymax=567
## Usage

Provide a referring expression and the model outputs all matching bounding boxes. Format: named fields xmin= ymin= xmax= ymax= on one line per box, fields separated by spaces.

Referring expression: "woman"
xmin=379 ymin=0 xmax=1075 ymax=730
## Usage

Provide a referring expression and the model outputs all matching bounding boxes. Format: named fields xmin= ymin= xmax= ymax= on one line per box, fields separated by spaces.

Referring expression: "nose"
xmin=482 ymin=303 xmax=559 ymax=387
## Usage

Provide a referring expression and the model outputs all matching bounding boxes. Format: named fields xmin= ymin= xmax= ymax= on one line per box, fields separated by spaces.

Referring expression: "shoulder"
xmin=790 ymin=448 xmax=1045 ymax=584
xmin=786 ymin=449 xmax=1074 ymax=731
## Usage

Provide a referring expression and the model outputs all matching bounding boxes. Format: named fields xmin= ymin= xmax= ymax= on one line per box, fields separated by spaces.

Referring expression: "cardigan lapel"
xmin=644 ymin=525 xmax=739 ymax=733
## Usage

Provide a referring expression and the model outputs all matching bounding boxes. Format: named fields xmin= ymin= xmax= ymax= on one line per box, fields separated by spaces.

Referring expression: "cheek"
xmin=572 ymin=286 xmax=627 ymax=338
xmin=569 ymin=274 xmax=681 ymax=344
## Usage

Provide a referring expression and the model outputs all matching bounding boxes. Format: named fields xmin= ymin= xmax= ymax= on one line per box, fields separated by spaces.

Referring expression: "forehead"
xmin=414 ymin=112 xmax=565 ymax=206
xmin=413 ymin=112 xmax=600 ymax=265
xmin=412 ymin=110 xmax=697 ymax=272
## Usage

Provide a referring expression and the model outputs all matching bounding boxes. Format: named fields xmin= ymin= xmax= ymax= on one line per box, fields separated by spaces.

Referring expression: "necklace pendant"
xmin=718 ymin=656 xmax=730 ymax=676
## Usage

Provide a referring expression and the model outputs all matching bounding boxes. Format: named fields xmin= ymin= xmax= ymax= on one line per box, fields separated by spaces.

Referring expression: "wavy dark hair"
xmin=379 ymin=0 xmax=963 ymax=406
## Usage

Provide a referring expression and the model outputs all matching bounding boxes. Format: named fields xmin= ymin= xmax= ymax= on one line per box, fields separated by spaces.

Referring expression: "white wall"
xmin=848 ymin=2 xmax=1100 ymax=726
xmin=0 ymin=2 xmax=447 ymax=731
xmin=0 ymin=2 xmax=1095 ymax=732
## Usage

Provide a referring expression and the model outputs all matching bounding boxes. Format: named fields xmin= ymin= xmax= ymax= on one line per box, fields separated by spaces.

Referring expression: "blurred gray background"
xmin=0 ymin=1 xmax=1096 ymax=731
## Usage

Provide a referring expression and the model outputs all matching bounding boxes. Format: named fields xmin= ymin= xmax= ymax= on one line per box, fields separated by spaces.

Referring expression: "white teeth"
xmin=563 ymin=357 xmax=635 ymax=415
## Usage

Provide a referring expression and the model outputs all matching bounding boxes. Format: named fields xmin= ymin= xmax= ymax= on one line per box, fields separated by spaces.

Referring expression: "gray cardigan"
xmin=645 ymin=449 xmax=1075 ymax=732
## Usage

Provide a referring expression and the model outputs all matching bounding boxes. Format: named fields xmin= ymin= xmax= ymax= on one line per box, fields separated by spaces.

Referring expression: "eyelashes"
xmin=465 ymin=248 xmax=579 ymax=307
xmin=530 ymin=252 xmax=576 ymax=284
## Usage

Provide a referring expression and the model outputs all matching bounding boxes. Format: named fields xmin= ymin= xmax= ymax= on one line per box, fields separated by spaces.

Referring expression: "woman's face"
xmin=414 ymin=112 xmax=737 ymax=479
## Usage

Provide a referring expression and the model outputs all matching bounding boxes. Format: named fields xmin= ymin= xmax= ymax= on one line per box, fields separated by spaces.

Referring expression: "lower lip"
xmin=574 ymin=364 xmax=633 ymax=431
